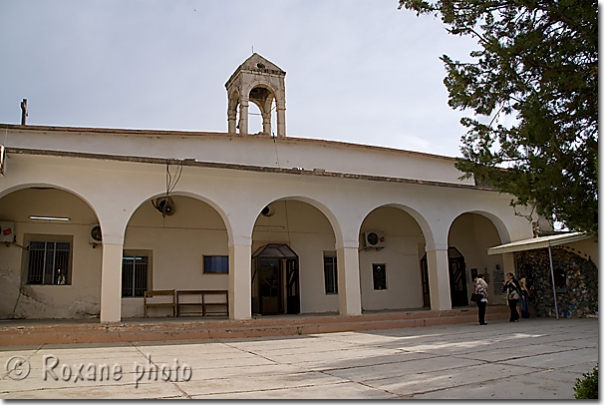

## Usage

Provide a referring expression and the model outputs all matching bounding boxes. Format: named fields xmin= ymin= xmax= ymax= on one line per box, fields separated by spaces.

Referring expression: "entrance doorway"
xmin=419 ymin=255 xmax=430 ymax=307
xmin=448 ymin=247 xmax=468 ymax=307
xmin=251 ymin=244 xmax=300 ymax=315
xmin=420 ymin=246 xmax=468 ymax=308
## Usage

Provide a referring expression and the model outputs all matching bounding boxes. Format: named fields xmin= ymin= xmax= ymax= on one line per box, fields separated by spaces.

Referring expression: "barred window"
xmin=122 ymin=255 xmax=149 ymax=297
xmin=323 ymin=255 xmax=338 ymax=294
xmin=27 ymin=241 xmax=71 ymax=285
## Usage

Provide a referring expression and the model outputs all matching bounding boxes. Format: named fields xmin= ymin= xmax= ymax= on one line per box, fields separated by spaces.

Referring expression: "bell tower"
xmin=225 ymin=53 xmax=286 ymax=137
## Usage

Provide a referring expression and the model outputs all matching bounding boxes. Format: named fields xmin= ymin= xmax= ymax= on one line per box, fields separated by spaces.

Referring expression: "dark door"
xmin=448 ymin=248 xmax=468 ymax=307
xmin=285 ymin=259 xmax=300 ymax=314
xmin=251 ymin=244 xmax=300 ymax=316
xmin=420 ymin=254 xmax=430 ymax=307
xmin=259 ymin=258 xmax=281 ymax=315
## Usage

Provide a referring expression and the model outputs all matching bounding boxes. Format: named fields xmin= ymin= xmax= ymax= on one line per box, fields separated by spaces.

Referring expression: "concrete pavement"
xmin=0 ymin=317 xmax=597 ymax=399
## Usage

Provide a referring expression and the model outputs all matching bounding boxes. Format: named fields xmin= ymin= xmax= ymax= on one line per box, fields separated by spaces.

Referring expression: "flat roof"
xmin=0 ymin=123 xmax=460 ymax=162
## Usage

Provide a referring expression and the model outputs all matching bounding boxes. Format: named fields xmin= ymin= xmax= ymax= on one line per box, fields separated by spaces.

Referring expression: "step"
xmin=0 ymin=306 xmax=510 ymax=346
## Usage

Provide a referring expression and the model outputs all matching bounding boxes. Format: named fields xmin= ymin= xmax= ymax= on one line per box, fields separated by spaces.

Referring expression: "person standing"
xmin=473 ymin=274 xmax=488 ymax=325
xmin=503 ymin=272 xmax=521 ymax=322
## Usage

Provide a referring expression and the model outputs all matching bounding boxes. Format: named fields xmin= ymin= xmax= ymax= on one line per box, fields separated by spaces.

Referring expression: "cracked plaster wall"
xmin=0 ymin=188 xmax=101 ymax=319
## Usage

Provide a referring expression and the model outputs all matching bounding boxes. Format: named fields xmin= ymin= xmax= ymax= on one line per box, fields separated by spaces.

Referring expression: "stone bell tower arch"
xmin=225 ymin=53 xmax=286 ymax=137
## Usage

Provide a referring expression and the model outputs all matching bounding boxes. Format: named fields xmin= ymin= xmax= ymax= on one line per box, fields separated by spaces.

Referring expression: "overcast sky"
xmin=0 ymin=1 xmax=479 ymax=158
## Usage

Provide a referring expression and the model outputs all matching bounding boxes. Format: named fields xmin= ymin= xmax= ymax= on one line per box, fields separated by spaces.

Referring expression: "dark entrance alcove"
xmin=251 ymin=244 xmax=300 ymax=315
xmin=420 ymin=246 xmax=468 ymax=308
xmin=448 ymin=247 xmax=468 ymax=307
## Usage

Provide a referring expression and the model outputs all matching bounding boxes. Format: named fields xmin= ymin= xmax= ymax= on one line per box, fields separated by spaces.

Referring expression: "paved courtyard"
xmin=0 ymin=317 xmax=597 ymax=399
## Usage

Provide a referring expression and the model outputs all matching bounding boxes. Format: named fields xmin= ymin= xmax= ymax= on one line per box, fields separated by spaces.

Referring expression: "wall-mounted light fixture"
xmin=29 ymin=215 xmax=70 ymax=222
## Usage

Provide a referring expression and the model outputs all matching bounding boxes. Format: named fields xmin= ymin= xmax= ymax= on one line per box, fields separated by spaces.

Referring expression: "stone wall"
xmin=516 ymin=247 xmax=598 ymax=318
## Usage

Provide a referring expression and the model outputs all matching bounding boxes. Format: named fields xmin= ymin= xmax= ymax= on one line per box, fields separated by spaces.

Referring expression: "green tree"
xmin=574 ymin=365 xmax=598 ymax=399
xmin=398 ymin=0 xmax=598 ymax=236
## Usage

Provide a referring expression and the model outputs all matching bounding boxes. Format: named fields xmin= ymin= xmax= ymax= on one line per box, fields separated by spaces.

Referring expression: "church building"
xmin=0 ymin=54 xmax=596 ymax=323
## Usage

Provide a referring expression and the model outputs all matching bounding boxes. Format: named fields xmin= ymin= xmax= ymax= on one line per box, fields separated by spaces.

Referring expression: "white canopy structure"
xmin=487 ymin=231 xmax=591 ymax=319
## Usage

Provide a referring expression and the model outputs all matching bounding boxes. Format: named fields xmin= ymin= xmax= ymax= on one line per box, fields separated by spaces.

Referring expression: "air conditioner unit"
xmin=0 ymin=221 xmax=15 ymax=243
xmin=364 ymin=231 xmax=385 ymax=248
xmin=89 ymin=224 xmax=102 ymax=244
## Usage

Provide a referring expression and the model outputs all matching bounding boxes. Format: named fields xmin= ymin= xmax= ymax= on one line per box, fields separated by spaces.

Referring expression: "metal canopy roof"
xmin=487 ymin=232 xmax=590 ymax=255
xmin=252 ymin=243 xmax=298 ymax=259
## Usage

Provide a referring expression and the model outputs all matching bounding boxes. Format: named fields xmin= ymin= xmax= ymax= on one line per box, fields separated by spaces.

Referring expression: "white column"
xmin=239 ymin=98 xmax=249 ymax=135
xmin=228 ymin=243 xmax=252 ymax=320
xmin=336 ymin=245 xmax=362 ymax=316
xmin=276 ymin=98 xmax=286 ymax=138
xmin=262 ymin=112 xmax=271 ymax=135
xmin=227 ymin=110 xmax=237 ymax=133
xmin=502 ymin=252 xmax=516 ymax=275
xmin=100 ymin=242 xmax=124 ymax=323
xmin=426 ymin=248 xmax=452 ymax=311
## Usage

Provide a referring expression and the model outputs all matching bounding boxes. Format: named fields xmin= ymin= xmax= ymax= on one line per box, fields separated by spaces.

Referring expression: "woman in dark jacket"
xmin=503 ymin=272 xmax=521 ymax=322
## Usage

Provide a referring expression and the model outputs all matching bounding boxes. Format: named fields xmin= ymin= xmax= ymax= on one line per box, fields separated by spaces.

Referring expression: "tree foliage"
xmin=398 ymin=0 xmax=598 ymax=236
xmin=574 ymin=365 xmax=598 ymax=399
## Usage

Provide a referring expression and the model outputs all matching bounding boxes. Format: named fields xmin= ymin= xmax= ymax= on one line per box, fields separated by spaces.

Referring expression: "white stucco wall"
xmin=358 ymin=207 xmax=425 ymax=311
xmin=121 ymin=196 xmax=230 ymax=317
xmin=251 ymin=200 xmax=338 ymax=314
xmin=4 ymin=126 xmax=474 ymax=186
xmin=0 ymin=188 xmax=102 ymax=319
xmin=0 ymin=124 xmax=539 ymax=321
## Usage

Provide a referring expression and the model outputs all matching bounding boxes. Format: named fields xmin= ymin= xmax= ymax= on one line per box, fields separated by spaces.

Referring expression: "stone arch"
xmin=245 ymin=82 xmax=279 ymax=136
xmin=358 ymin=204 xmax=431 ymax=311
xmin=227 ymin=88 xmax=240 ymax=133
xmin=0 ymin=182 xmax=101 ymax=223
xmin=251 ymin=195 xmax=341 ymax=315
xmin=447 ymin=209 xmax=512 ymax=246
xmin=253 ymin=195 xmax=343 ymax=249
xmin=447 ymin=210 xmax=511 ymax=306
xmin=125 ymin=191 xmax=235 ymax=249
xmin=357 ymin=202 xmax=435 ymax=251
xmin=121 ymin=192 xmax=233 ymax=318
xmin=0 ymin=184 xmax=103 ymax=320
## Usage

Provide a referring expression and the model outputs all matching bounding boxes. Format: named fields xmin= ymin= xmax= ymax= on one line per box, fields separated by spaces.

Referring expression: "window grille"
xmin=323 ymin=255 xmax=338 ymax=294
xmin=122 ymin=255 xmax=148 ymax=297
xmin=27 ymin=241 xmax=71 ymax=285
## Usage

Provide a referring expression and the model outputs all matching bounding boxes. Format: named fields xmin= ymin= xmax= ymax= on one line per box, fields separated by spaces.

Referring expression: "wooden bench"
xmin=176 ymin=290 xmax=229 ymax=317
xmin=143 ymin=289 xmax=176 ymax=317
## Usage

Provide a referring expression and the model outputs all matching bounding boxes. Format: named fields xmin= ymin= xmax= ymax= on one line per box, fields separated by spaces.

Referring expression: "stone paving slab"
xmin=295 ymin=351 xmax=439 ymax=372
xmin=501 ymin=347 xmax=598 ymax=369
xmin=2 ymin=381 xmax=185 ymax=399
xmin=411 ymin=368 xmax=582 ymax=400
xmin=227 ymin=339 xmax=360 ymax=354
xmin=252 ymin=345 xmax=404 ymax=364
xmin=360 ymin=362 xmax=535 ymax=397
xmin=322 ymin=355 xmax=484 ymax=382
xmin=182 ymin=363 xmax=307 ymax=382
xmin=453 ymin=343 xmax=581 ymax=363
xmin=177 ymin=370 xmax=347 ymax=397
xmin=193 ymin=381 xmax=398 ymax=399
xmin=0 ymin=317 xmax=597 ymax=399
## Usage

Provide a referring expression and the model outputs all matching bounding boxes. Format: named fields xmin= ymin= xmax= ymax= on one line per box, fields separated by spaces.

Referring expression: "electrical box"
xmin=0 ymin=221 xmax=15 ymax=243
